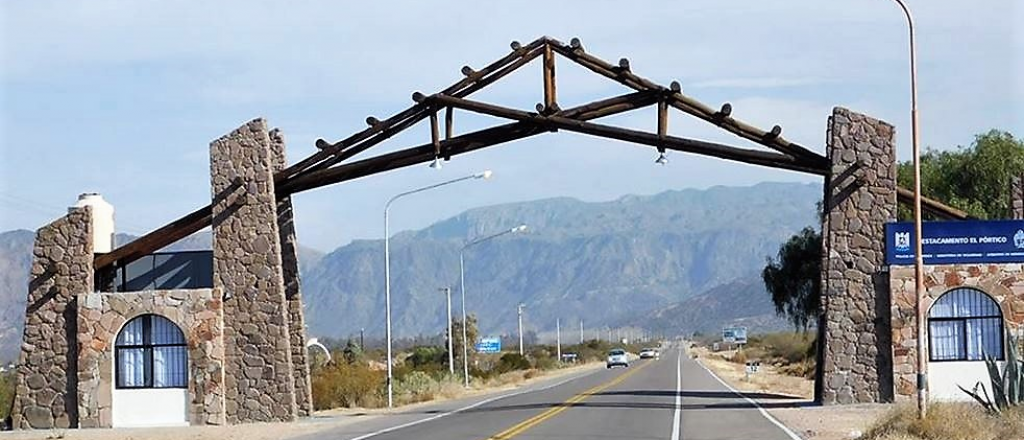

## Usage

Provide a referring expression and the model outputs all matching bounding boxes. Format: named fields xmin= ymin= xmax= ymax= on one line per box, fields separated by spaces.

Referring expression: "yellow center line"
xmin=484 ymin=360 xmax=654 ymax=440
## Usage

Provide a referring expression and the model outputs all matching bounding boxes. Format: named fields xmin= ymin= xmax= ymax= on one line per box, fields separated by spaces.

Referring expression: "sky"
xmin=1 ymin=1 xmax=1021 ymax=251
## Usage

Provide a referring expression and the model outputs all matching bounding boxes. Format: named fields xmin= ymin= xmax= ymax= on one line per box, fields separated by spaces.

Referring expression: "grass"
xmin=862 ymin=402 xmax=1024 ymax=440
xmin=709 ymin=332 xmax=816 ymax=379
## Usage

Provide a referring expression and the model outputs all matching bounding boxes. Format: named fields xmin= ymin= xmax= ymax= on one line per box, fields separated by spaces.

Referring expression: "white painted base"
xmin=929 ymin=361 xmax=1002 ymax=401
xmin=112 ymin=388 xmax=189 ymax=427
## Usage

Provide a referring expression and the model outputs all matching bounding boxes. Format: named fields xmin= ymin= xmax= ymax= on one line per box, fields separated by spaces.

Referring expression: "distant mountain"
xmin=302 ymin=182 xmax=820 ymax=340
xmin=0 ymin=182 xmax=819 ymax=361
xmin=616 ymin=275 xmax=791 ymax=336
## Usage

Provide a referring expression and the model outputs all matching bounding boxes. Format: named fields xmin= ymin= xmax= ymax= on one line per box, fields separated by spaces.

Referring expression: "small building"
xmin=887 ymin=219 xmax=1024 ymax=401
xmin=11 ymin=120 xmax=313 ymax=429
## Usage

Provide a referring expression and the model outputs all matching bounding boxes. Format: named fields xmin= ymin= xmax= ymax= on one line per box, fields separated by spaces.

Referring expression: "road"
xmin=298 ymin=346 xmax=803 ymax=440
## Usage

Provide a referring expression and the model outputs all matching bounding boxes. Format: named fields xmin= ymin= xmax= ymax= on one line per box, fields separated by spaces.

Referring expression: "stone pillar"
xmin=269 ymin=128 xmax=314 ymax=417
xmin=819 ymin=107 xmax=896 ymax=404
xmin=210 ymin=119 xmax=297 ymax=423
xmin=1010 ymin=175 xmax=1023 ymax=219
xmin=12 ymin=207 xmax=93 ymax=429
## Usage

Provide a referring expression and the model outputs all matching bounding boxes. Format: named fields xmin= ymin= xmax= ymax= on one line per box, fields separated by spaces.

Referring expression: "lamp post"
xmin=556 ymin=318 xmax=562 ymax=363
xmin=384 ymin=170 xmax=492 ymax=408
xmin=459 ymin=224 xmax=527 ymax=387
xmin=441 ymin=287 xmax=454 ymax=375
xmin=517 ymin=303 xmax=525 ymax=355
xmin=580 ymin=319 xmax=584 ymax=344
xmin=888 ymin=0 xmax=927 ymax=419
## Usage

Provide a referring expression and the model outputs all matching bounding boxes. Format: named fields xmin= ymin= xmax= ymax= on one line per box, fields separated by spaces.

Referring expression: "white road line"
xmin=670 ymin=351 xmax=682 ymax=440
xmin=694 ymin=359 xmax=804 ymax=440
xmin=346 ymin=367 xmax=603 ymax=440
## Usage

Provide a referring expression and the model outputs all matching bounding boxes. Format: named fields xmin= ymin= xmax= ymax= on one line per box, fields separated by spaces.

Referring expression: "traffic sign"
xmin=723 ymin=326 xmax=748 ymax=344
xmin=475 ymin=337 xmax=501 ymax=353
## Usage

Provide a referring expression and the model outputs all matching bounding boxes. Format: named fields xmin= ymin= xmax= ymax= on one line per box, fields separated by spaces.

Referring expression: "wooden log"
xmin=543 ymin=43 xmax=557 ymax=112
xmin=94 ymin=205 xmax=211 ymax=270
xmin=896 ymin=187 xmax=969 ymax=220
xmin=445 ymin=106 xmax=454 ymax=140
xmin=658 ymin=100 xmax=668 ymax=139
xmin=429 ymin=94 xmax=828 ymax=175
xmin=560 ymin=91 xmax=659 ymax=119
xmin=430 ymin=110 xmax=441 ymax=157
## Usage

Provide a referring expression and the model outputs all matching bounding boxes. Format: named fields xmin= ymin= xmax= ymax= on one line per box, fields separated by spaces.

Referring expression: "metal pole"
xmin=443 ymin=287 xmax=454 ymax=375
xmin=360 ymin=328 xmax=364 ymax=349
xmin=460 ymin=252 xmax=470 ymax=387
xmin=518 ymin=303 xmax=525 ymax=355
xmin=556 ymin=318 xmax=562 ymax=363
xmin=384 ymin=206 xmax=394 ymax=409
xmin=890 ymin=0 xmax=927 ymax=419
xmin=383 ymin=170 xmax=492 ymax=408
xmin=580 ymin=319 xmax=584 ymax=344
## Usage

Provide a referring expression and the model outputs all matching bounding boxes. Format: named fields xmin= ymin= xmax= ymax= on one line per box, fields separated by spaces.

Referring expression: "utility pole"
xmin=556 ymin=318 xmax=562 ymax=363
xmin=360 ymin=328 xmax=364 ymax=349
xmin=441 ymin=287 xmax=454 ymax=375
xmin=517 ymin=303 xmax=525 ymax=355
xmin=580 ymin=319 xmax=584 ymax=344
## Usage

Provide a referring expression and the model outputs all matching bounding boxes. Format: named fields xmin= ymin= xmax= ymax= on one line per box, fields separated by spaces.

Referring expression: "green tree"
xmin=761 ymin=227 xmax=821 ymax=331
xmin=897 ymin=130 xmax=1024 ymax=220
xmin=451 ymin=314 xmax=479 ymax=365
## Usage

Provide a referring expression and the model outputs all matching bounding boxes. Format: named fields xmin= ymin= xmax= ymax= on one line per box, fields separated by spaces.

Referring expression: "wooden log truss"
xmin=95 ymin=36 xmax=965 ymax=271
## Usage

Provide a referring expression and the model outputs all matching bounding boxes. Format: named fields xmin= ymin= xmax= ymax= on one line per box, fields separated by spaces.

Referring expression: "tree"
xmin=450 ymin=314 xmax=479 ymax=364
xmin=897 ymin=130 xmax=1024 ymax=220
xmin=762 ymin=227 xmax=821 ymax=331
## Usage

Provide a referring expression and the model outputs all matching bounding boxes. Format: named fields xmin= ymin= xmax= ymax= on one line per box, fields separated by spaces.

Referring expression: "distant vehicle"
xmin=606 ymin=348 xmax=629 ymax=368
xmin=560 ymin=352 xmax=579 ymax=363
xmin=639 ymin=348 xmax=659 ymax=359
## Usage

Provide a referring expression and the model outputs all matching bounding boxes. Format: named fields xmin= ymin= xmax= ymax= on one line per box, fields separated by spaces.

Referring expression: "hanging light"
xmin=655 ymin=151 xmax=669 ymax=165
xmin=429 ymin=156 xmax=443 ymax=169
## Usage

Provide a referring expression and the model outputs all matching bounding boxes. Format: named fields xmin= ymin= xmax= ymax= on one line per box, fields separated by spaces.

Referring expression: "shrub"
xmin=394 ymin=370 xmax=437 ymax=404
xmin=311 ymin=360 xmax=385 ymax=410
xmin=0 ymin=370 xmax=13 ymax=427
xmin=960 ymin=333 xmax=1024 ymax=413
xmin=495 ymin=353 xmax=531 ymax=373
xmin=863 ymin=402 xmax=1023 ymax=440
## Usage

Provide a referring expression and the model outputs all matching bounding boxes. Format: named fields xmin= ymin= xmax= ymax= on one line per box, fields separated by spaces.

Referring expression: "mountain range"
xmin=0 ymin=182 xmax=819 ymax=361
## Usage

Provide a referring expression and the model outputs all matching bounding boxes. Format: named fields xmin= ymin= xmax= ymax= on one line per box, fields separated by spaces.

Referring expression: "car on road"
xmin=606 ymin=348 xmax=629 ymax=368
xmin=639 ymin=348 xmax=659 ymax=359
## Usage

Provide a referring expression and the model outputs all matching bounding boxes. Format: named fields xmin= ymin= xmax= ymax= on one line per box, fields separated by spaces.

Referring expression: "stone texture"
xmin=12 ymin=207 xmax=93 ymax=429
xmin=269 ymin=128 xmax=313 ymax=417
xmin=210 ymin=119 xmax=297 ymax=423
xmin=819 ymin=107 xmax=896 ymax=404
xmin=889 ymin=263 xmax=1024 ymax=399
xmin=76 ymin=289 xmax=226 ymax=427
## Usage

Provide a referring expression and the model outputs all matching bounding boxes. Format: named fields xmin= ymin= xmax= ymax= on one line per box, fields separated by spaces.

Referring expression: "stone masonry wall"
xmin=269 ymin=128 xmax=313 ymax=417
xmin=76 ymin=289 xmax=226 ymax=427
xmin=210 ymin=119 xmax=297 ymax=423
xmin=819 ymin=107 xmax=897 ymax=404
xmin=12 ymin=207 xmax=93 ymax=429
xmin=889 ymin=264 xmax=1024 ymax=397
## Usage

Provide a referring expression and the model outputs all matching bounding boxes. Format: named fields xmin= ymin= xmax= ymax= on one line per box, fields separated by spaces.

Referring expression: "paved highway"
xmin=299 ymin=346 xmax=803 ymax=440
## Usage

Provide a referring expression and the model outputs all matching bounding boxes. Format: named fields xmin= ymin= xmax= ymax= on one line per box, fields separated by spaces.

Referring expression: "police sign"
xmin=886 ymin=220 xmax=1024 ymax=265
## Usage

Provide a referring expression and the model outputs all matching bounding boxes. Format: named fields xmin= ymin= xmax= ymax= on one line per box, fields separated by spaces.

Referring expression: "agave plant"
xmin=959 ymin=332 xmax=1024 ymax=414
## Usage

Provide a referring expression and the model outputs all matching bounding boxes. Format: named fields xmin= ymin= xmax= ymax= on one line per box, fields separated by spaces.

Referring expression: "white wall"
xmin=112 ymin=388 xmax=189 ymax=427
xmin=930 ymin=361 xmax=1002 ymax=401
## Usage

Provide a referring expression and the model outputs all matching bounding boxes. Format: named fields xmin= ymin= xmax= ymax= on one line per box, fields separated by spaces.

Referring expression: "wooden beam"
xmin=896 ymin=186 xmax=969 ymax=220
xmin=94 ymin=205 xmax=211 ymax=270
xmin=543 ymin=43 xmax=556 ymax=112
xmin=428 ymin=94 xmax=828 ymax=176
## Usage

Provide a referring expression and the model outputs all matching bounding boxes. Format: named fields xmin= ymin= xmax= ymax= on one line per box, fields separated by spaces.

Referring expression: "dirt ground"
xmin=691 ymin=345 xmax=891 ymax=440
xmin=0 ymin=362 xmax=602 ymax=440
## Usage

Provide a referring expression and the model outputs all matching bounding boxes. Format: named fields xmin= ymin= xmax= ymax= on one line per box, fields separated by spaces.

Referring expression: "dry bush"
xmin=311 ymin=360 xmax=385 ymax=410
xmin=1 ymin=370 xmax=14 ymax=428
xmin=863 ymin=402 xmax=1024 ymax=440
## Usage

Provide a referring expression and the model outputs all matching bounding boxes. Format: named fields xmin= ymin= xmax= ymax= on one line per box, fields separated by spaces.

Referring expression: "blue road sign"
xmin=886 ymin=220 xmax=1024 ymax=265
xmin=475 ymin=337 xmax=501 ymax=353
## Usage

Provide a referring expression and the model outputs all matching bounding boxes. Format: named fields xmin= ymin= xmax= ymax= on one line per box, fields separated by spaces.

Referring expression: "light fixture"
xmin=429 ymin=157 xmax=443 ymax=169
xmin=474 ymin=170 xmax=494 ymax=179
xmin=655 ymin=151 xmax=669 ymax=165
xmin=511 ymin=224 xmax=527 ymax=233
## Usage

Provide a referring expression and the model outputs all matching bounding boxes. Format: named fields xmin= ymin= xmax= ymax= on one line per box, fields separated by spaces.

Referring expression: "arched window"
xmin=115 ymin=314 xmax=188 ymax=388
xmin=928 ymin=287 xmax=1004 ymax=362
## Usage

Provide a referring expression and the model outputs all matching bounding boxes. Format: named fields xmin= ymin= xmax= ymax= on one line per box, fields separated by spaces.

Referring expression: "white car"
xmin=639 ymin=348 xmax=659 ymax=359
xmin=606 ymin=348 xmax=629 ymax=368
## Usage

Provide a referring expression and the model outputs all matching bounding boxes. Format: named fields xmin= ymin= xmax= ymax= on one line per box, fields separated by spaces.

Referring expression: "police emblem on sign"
xmin=895 ymin=232 xmax=911 ymax=251
xmin=1015 ymin=230 xmax=1024 ymax=249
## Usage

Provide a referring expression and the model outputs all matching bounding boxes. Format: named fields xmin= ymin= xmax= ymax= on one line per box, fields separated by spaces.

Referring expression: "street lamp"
xmin=383 ymin=170 xmax=492 ymax=408
xmin=517 ymin=303 xmax=526 ymax=355
xmin=888 ymin=0 xmax=927 ymax=419
xmin=459 ymin=224 xmax=528 ymax=387
xmin=441 ymin=287 xmax=454 ymax=375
